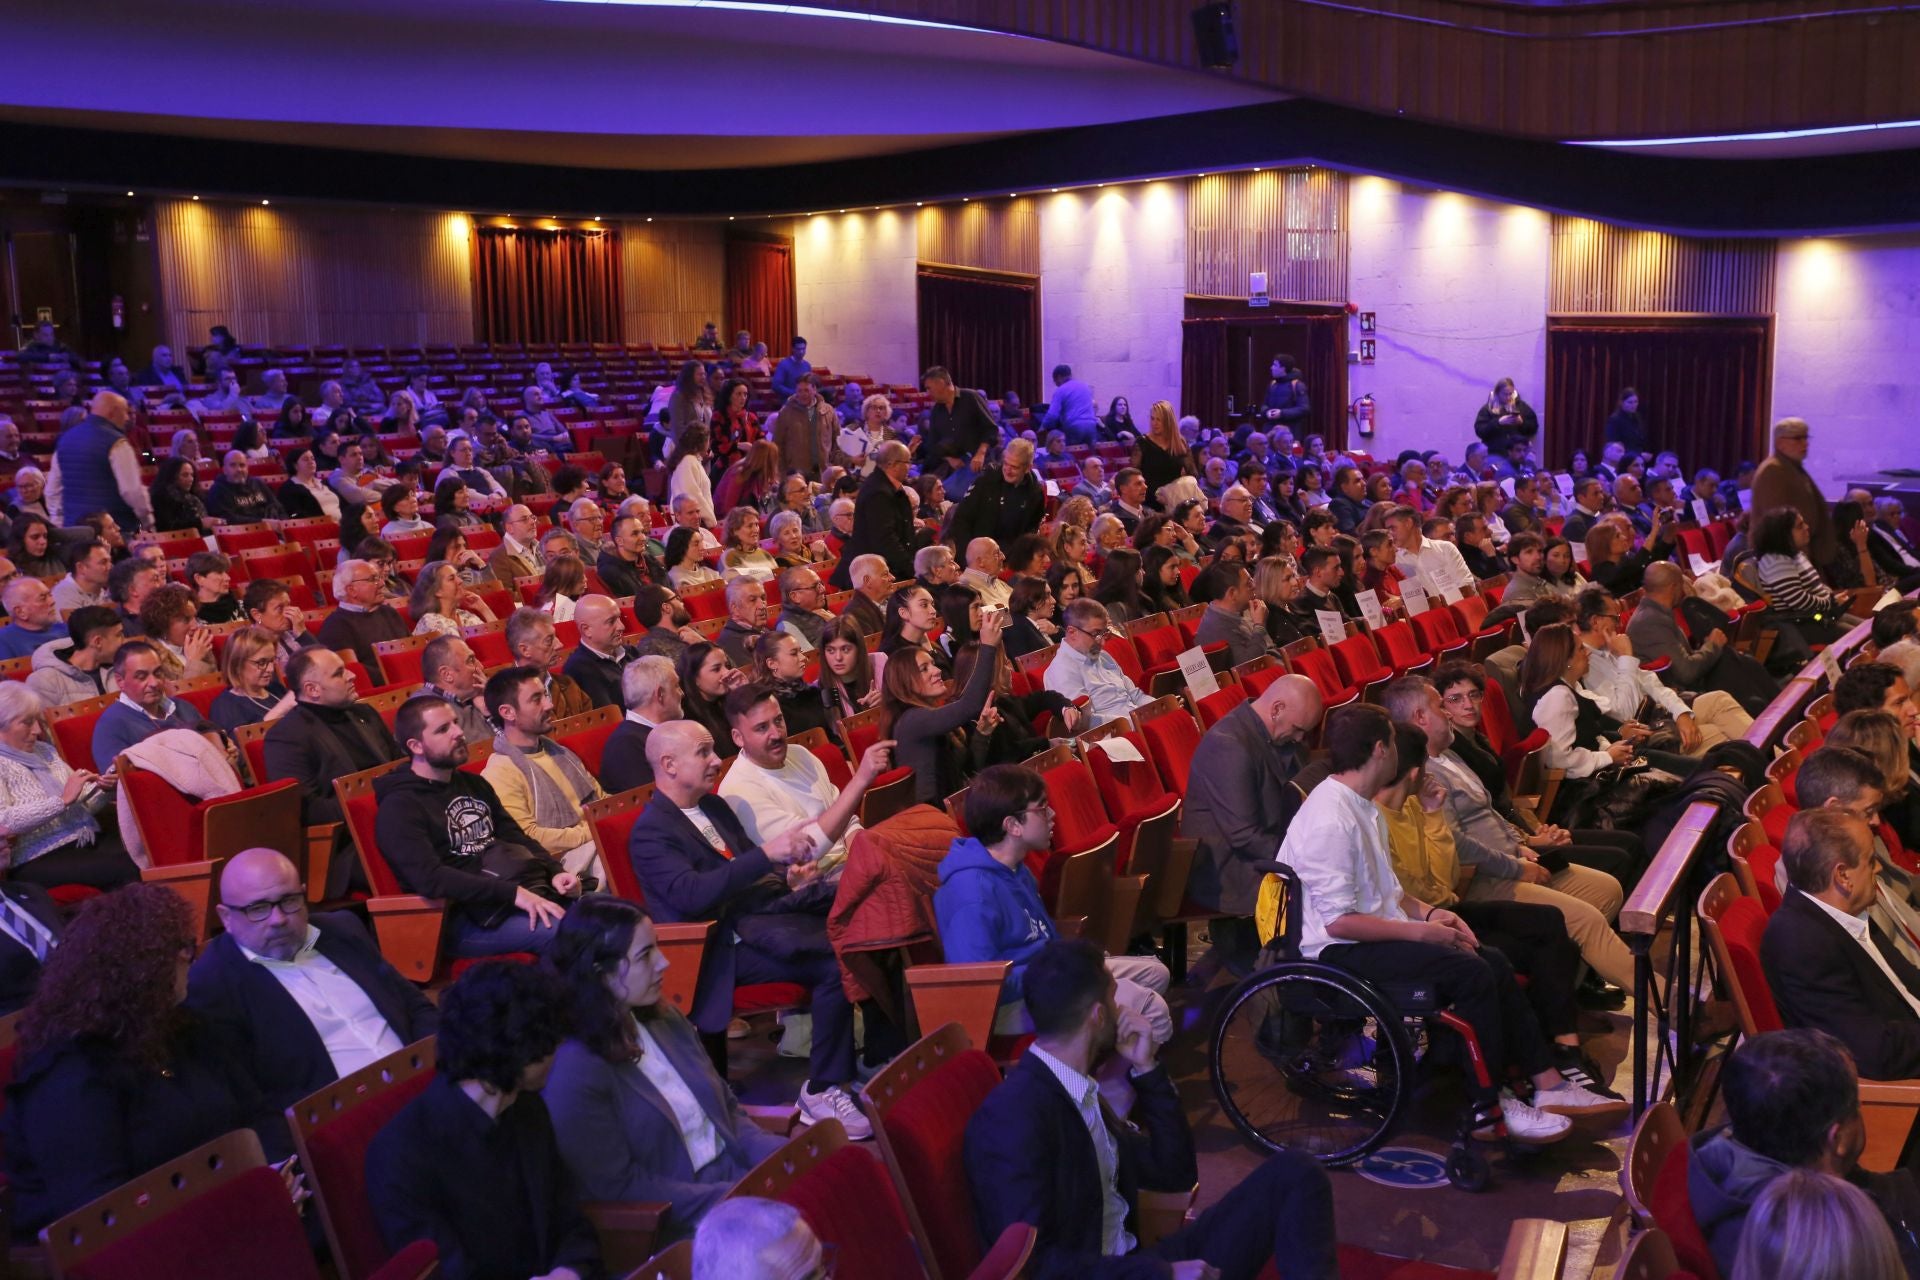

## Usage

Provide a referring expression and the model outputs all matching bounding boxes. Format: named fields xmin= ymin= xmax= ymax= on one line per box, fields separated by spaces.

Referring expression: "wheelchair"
xmin=1207 ymin=861 xmax=1529 ymax=1192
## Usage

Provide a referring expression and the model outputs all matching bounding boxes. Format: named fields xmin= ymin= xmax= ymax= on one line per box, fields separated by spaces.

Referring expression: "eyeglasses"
xmin=1068 ymin=624 xmax=1111 ymax=642
xmin=224 ymin=892 xmax=307 ymax=922
xmin=1441 ymin=690 xmax=1484 ymax=705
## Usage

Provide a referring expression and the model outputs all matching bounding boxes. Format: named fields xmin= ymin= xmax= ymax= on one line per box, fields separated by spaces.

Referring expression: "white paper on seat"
xmin=1092 ymin=736 xmax=1147 ymax=764
xmin=1177 ymin=645 xmax=1218 ymax=701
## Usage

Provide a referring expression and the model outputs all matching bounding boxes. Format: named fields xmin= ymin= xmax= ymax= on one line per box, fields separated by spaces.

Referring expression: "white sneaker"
xmin=1491 ymin=1090 xmax=1571 ymax=1145
xmin=725 ymin=1016 xmax=751 ymax=1040
xmin=797 ymin=1082 xmax=873 ymax=1141
xmin=1534 ymin=1078 xmax=1632 ymax=1120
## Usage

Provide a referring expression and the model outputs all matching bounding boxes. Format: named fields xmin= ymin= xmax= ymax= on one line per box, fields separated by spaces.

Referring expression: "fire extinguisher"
xmin=1351 ymin=394 xmax=1376 ymax=438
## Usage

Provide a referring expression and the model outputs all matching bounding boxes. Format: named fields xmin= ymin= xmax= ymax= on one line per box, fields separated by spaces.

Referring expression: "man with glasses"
xmin=315 ymin=558 xmax=409 ymax=672
xmin=488 ymin=503 xmax=545 ymax=583
xmin=774 ymin=566 xmax=834 ymax=650
xmin=1752 ymin=416 xmax=1837 ymax=567
xmin=827 ymin=440 xmax=919 ymax=590
xmin=1043 ymin=598 xmax=1153 ymax=728
xmin=566 ymin=497 xmax=608 ymax=565
xmin=948 ymin=436 xmax=1045 ymax=554
xmin=959 ymin=537 xmax=1013 ymax=612
xmin=188 ymin=847 xmax=435 ymax=1113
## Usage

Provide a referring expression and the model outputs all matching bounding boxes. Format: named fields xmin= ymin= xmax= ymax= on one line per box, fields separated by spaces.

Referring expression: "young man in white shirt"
xmin=1386 ymin=504 xmax=1474 ymax=597
xmin=1280 ymin=703 xmax=1625 ymax=1144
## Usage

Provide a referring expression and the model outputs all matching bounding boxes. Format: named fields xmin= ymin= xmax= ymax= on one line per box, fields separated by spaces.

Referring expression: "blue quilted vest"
xmin=54 ymin=416 xmax=135 ymax=529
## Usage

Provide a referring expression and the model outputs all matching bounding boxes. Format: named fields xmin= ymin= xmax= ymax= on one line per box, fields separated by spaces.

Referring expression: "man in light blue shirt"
xmin=1043 ymin=598 xmax=1152 ymax=727
xmin=0 ymin=579 xmax=69 ymax=661
xmin=1041 ymin=364 xmax=1099 ymax=448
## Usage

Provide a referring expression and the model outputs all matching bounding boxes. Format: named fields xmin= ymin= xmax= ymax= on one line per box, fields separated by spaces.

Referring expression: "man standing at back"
xmin=1041 ymin=365 xmax=1098 ymax=448
xmin=1751 ymin=416 xmax=1839 ymax=566
xmin=47 ymin=391 xmax=152 ymax=532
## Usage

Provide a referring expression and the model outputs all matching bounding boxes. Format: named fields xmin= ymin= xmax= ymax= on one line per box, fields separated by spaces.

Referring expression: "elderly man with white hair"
xmin=0 ymin=579 xmax=69 ymax=661
xmin=913 ymin=542 xmax=961 ymax=592
xmin=960 ymin=537 xmax=1013 ymax=611
xmin=693 ymin=1198 xmax=826 ymax=1280
xmin=947 ymin=435 xmax=1045 ymax=553
xmin=842 ymin=553 xmax=890 ymax=638
xmin=669 ymin=494 xmax=721 ymax=556
xmin=0 ymin=680 xmax=134 ymax=890
xmin=314 ymin=559 xmax=409 ymax=671
xmin=602 ymin=654 xmax=683 ymax=792
xmin=564 ymin=497 xmax=607 ymax=564
xmin=248 ymin=368 xmax=289 ymax=414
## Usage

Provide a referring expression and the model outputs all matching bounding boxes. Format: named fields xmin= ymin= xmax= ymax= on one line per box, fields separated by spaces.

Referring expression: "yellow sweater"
xmin=1377 ymin=794 xmax=1462 ymax=909
xmin=481 ymin=747 xmax=602 ymax=857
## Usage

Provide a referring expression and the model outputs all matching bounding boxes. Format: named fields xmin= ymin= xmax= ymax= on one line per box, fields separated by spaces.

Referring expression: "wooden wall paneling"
xmin=1186 ymin=169 xmax=1347 ymax=304
xmin=153 ymin=200 xmax=474 ymax=350
xmin=915 ymin=199 xmax=1038 ymax=276
xmin=617 ymin=220 xmax=724 ymax=346
xmin=1549 ymin=217 xmax=1776 ymax=316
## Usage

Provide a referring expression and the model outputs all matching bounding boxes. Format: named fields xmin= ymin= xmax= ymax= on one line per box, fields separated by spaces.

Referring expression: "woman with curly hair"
xmin=139 ymin=582 xmax=216 ymax=680
xmin=541 ymin=898 xmax=787 ymax=1243
xmin=4 ymin=884 xmax=285 ymax=1234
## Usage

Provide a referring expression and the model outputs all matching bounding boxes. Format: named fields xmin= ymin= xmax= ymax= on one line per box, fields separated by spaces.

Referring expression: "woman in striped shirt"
xmin=1754 ymin=504 xmax=1860 ymax=645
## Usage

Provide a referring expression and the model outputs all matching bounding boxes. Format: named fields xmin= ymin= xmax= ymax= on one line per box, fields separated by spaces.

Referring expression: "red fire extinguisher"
xmin=1351 ymin=394 xmax=1376 ymax=438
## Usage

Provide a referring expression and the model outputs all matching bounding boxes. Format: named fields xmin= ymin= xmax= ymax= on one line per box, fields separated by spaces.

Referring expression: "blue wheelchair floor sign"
xmin=1356 ymin=1147 xmax=1450 ymax=1189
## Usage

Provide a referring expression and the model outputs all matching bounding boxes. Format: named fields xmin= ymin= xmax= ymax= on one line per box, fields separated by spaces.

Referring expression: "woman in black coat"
xmin=1473 ymin=377 xmax=1539 ymax=455
xmin=877 ymin=612 xmax=1007 ymax=808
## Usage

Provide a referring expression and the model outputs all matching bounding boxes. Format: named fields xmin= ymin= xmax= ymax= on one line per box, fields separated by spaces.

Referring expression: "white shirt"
xmin=631 ymin=1017 xmax=723 ymax=1170
xmin=1394 ymin=536 xmax=1473 ymax=595
xmin=1044 ymin=643 xmax=1150 ymax=727
xmin=1805 ymin=893 xmax=1920 ymax=1019
xmin=1280 ymin=777 xmax=1411 ymax=959
xmin=718 ymin=749 xmax=851 ymax=869
xmin=960 ymin=569 xmax=1012 ymax=611
xmin=1579 ymin=643 xmax=1688 ymax=722
xmin=238 ymin=925 xmax=405 ymax=1078
xmin=1027 ymin=1043 xmax=1133 ymax=1257
xmin=680 ymin=804 xmax=728 ymax=854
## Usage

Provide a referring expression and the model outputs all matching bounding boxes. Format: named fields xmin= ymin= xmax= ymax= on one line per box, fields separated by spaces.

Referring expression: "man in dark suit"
xmin=0 ymin=881 xmax=62 ymax=1015
xmin=827 ymin=441 xmax=918 ymax=589
xmin=1761 ymin=807 xmax=1920 ymax=1081
xmin=964 ymin=938 xmax=1338 ymax=1280
xmin=627 ymin=719 xmax=867 ymax=1137
xmin=1179 ymin=675 xmax=1324 ymax=976
xmin=840 ymin=554 xmax=890 ymax=639
xmin=602 ymin=654 xmax=681 ymax=794
xmin=1327 ymin=465 xmax=1370 ymax=535
xmin=561 ymin=594 xmax=633 ymax=710
xmin=1560 ymin=478 xmax=1609 ymax=548
xmin=186 ymin=849 xmax=436 ymax=1111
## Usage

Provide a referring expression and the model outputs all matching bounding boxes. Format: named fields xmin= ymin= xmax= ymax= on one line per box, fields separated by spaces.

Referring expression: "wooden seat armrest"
xmin=582 ymin=1199 xmax=668 ymax=1276
xmin=366 ymin=894 xmax=447 ymax=984
xmin=1154 ymin=838 xmax=1200 ymax=919
xmin=1496 ymin=1219 xmax=1568 ymax=1280
xmin=139 ymin=859 xmax=218 ymax=941
xmin=1056 ymin=915 xmax=1088 ymax=939
xmin=905 ymin=961 xmax=1011 ymax=1045
xmin=967 ymin=1222 xmax=1038 ymax=1280
xmin=740 ymin=1105 xmax=797 ymax=1135
xmin=1859 ymin=1079 xmax=1920 ymax=1104
xmin=1133 ymin=1185 xmax=1197 ymax=1248
xmin=1100 ymin=873 xmax=1152 ymax=956
xmin=303 ymin=822 xmax=340 ymax=902
xmin=1859 ymin=1079 xmax=1920 ymax=1173
xmin=652 ymin=922 xmax=717 ymax=1021
xmin=366 ymin=1239 xmax=440 ymax=1280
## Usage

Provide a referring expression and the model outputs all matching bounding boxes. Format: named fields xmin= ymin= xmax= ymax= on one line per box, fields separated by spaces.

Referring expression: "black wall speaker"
xmin=1192 ymin=3 xmax=1239 ymax=70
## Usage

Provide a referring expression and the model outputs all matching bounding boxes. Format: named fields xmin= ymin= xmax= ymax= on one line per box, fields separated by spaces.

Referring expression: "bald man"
xmin=561 ymin=593 xmax=634 ymax=709
xmin=47 ymin=390 xmax=153 ymax=531
xmin=1182 ymin=673 xmax=1326 ymax=974
xmin=488 ymin=503 xmax=544 ymax=583
xmin=187 ymin=848 xmax=436 ymax=1110
xmin=959 ymin=537 xmax=1012 ymax=611
xmin=627 ymin=720 xmax=871 ymax=1138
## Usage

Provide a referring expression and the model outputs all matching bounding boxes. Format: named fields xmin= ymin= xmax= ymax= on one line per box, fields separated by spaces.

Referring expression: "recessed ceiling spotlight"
xmin=191 ymin=195 xmax=200 ymax=201
xmin=261 ymin=200 xmax=270 ymax=206
xmin=728 ymin=215 xmax=735 ymax=220
xmin=916 ymin=202 xmax=924 ymax=207
xmin=593 ymin=216 xmax=601 ymax=222
xmin=646 ymin=217 xmax=653 ymax=222
xmin=125 ymin=191 xmax=134 ymax=197
xmin=1051 ymin=188 xmax=1059 ymax=193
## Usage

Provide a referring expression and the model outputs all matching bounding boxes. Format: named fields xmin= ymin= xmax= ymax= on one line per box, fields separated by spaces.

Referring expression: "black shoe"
xmin=1576 ymin=976 xmax=1628 ymax=1010
xmin=1552 ymin=1046 xmax=1624 ymax=1100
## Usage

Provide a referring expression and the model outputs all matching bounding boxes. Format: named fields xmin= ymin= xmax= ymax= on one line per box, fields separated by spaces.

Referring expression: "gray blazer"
xmin=1625 ymin=605 xmax=1722 ymax=689
xmin=1179 ymin=700 xmax=1307 ymax=914
xmin=542 ymin=1003 xmax=786 ymax=1242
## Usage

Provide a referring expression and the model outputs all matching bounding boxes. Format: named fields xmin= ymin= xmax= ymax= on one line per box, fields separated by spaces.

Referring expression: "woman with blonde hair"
xmin=719 ymin=506 xmax=779 ymax=582
xmin=1051 ymin=521 xmax=1097 ymax=594
xmin=1054 ymin=494 xmax=1096 ymax=533
xmin=1732 ymin=1168 xmax=1904 ymax=1280
xmin=209 ymin=625 xmax=296 ymax=732
xmin=1826 ymin=708 xmax=1920 ymax=851
xmin=1138 ymin=399 xmax=1190 ymax=503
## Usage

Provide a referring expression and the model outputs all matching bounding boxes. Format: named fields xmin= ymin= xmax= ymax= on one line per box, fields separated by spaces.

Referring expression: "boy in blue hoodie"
xmin=934 ymin=763 xmax=1172 ymax=1044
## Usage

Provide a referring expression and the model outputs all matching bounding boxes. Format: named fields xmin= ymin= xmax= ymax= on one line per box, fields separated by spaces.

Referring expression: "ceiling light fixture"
xmin=1575 ymin=118 xmax=1920 ymax=148
xmin=125 ymin=190 xmax=134 ymax=197
xmin=540 ymin=0 xmax=1001 ymax=34
xmin=916 ymin=202 xmax=924 ymax=207
xmin=191 ymin=195 xmax=200 ymax=201
xmin=261 ymin=200 xmax=270 ymax=206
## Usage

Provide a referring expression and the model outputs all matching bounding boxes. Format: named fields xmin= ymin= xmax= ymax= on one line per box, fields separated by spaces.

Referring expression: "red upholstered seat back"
xmin=1086 ymin=729 xmax=1173 ymax=825
xmin=1746 ymin=844 xmax=1784 ymax=914
xmin=1289 ymin=647 xmax=1354 ymax=705
xmin=1481 ymin=679 xmax=1519 ymax=760
xmin=51 ymin=707 xmax=107 ymax=772
xmin=1332 ymin=634 xmax=1391 ymax=686
xmin=64 ymin=1165 xmax=324 ymax=1280
xmin=1134 ymin=624 xmax=1185 ymax=672
xmin=373 ymin=641 xmax=427 ymax=688
xmin=1196 ymin=683 xmax=1247 ymax=728
xmin=464 ymin=627 xmax=511 ymax=668
xmin=593 ymin=806 xmax=648 ymax=903
xmin=877 ymin=1048 xmax=1003 ymax=1275
xmin=1374 ymin=621 xmax=1428 ymax=674
xmin=1411 ymin=609 xmax=1465 ymax=653
xmin=1761 ymin=799 xmax=1795 ymax=847
xmin=772 ymin=1144 xmax=928 ymax=1280
xmin=119 ymin=766 xmax=202 ymax=868
xmin=1452 ymin=592 xmax=1490 ymax=631
xmin=304 ymin=1070 xmax=436 ymax=1280
xmin=805 ymin=743 xmax=854 ymax=792
xmin=1649 ymin=1135 xmax=1723 ymax=1280
xmin=343 ymin=787 xmax=402 ymax=897
xmin=1103 ymin=634 xmax=1146 ymax=687
xmin=1714 ymin=896 xmax=1783 ymax=1032
xmin=1031 ymin=757 xmax=1117 ymax=906
xmin=559 ymin=721 xmax=618 ymax=776
xmin=1238 ymin=662 xmax=1284 ymax=697
xmin=1141 ymin=710 xmax=1201 ymax=796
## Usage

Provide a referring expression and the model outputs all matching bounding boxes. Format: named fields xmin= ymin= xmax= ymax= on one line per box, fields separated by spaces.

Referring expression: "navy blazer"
xmin=627 ymin=790 xmax=790 ymax=1033
xmin=601 ymin=719 xmax=655 ymax=794
xmin=563 ymin=644 xmax=628 ymax=711
xmin=1761 ymin=887 xmax=1920 ymax=1081
xmin=185 ymin=911 xmax=438 ymax=1113
xmin=964 ymin=1052 xmax=1199 ymax=1280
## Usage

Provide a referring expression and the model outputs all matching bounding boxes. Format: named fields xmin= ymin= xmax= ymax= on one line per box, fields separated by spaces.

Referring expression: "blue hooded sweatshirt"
xmin=934 ymin=837 xmax=1057 ymax=1001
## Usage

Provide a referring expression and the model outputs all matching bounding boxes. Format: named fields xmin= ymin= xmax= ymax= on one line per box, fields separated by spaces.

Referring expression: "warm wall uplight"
xmin=261 ymin=200 xmax=270 ymax=206
xmin=1786 ymin=238 xmax=1851 ymax=305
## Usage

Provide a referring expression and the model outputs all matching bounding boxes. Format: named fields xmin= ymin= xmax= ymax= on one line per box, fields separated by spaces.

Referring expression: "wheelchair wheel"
xmin=1209 ymin=960 xmax=1417 ymax=1167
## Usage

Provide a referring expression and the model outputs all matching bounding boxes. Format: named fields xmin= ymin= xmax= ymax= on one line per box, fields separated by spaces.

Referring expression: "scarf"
xmin=491 ymin=734 xmax=597 ymax=831
xmin=0 ymin=741 xmax=63 ymax=791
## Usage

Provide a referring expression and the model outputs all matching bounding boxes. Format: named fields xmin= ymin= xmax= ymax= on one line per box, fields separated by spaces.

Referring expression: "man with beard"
xmin=376 ymin=696 xmax=579 ymax=957
xmin=417 ymin=635 xmax=492 ymax=745
xmin=632 ymin=584 xmax=706 ymax=662
xmin=480 ymin=665 xmax=607 ymax=884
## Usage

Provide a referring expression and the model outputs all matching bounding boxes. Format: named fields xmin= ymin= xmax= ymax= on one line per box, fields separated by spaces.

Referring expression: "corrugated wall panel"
xmin=618 ymin=220 xmax=726 ymax=345
xmin=153 ymin=200 xmax=474 ymax=347
xmin=1549 ymin=217 xmax=1777 ymax=315
xmin=1186 ymin=168 xmax=1348 ymax=303
xmin=915 ymin=198 xmax=1040 ymax=276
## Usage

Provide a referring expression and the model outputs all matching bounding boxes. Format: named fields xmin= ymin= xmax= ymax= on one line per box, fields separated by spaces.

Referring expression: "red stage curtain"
xmin=1181 ymin=318 xmax=1229 ymax=436
xmin=1181 ymin=308 xmax=1349 ymax=449
xmin=726 ymin=238 xmax=794 ymax=358
xmin=472 ymin=227 xmax=623 ymax=344
xmin=916 ymin=265 xmax=1039 ymax=407
xmin=1296 ymin=314 xmax=1349 ymax=450
xmin=1545 ymin=317 xmax=1773 ymax=475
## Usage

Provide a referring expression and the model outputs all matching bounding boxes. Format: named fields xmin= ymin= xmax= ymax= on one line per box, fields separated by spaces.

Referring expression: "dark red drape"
xmin=916 ymin=266 xmax=1039 ymax=407
xmin=1181 ymin=318 xmax=1229 ymax=436
xmin=472 ymin=227 xmax=623 ymax=345
xmin=1545 ymin=317 xmax=1773 ymax=476
xmin=725 ymin=237 xmax=795 ymax=357
xmin=1181 ymin=306 xmax=1350 ymax=448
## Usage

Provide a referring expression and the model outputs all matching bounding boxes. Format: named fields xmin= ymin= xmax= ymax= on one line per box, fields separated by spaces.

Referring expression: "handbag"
xmin=1559 ymin=762 xmax=1685 ymax=831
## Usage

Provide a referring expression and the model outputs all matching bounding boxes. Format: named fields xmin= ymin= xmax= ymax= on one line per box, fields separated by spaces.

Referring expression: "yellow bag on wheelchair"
xmin=1254 ymin=872 xmax=1289 ymax=947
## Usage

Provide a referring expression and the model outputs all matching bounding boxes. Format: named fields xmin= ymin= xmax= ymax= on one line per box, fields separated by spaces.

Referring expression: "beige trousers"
xmin=1679 ymin=690 xmax=1755 ymax=756
xmin=1463 ymin=861 xmax=1634 ymax=990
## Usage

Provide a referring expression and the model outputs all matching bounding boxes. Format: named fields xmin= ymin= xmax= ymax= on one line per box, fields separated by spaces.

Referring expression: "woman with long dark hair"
xmin=667 ymin=359 xmax=713 ymax=444
xmin=149 ymin=458 xmax=213 ymax=534
xmin=816 ymin=615 xmax=883 ymax=729
xmin=541 ymin=898 xmax=787 ymax=1243
xmin=278 ymin=445 xmax=339 ymax=521
xmin=3 ymin=885 xmax=282 ymax=1235
xmin=709 ymin=378 xmax=758 ymax=479
xmin=1756 ymin=505 xmax=1858 ymax=645
xmin=1101 ymin=395 xmax=1137 ymax=440
xmin=667 ymin=424 xmax=718 ymax=527
xmin=877 ymin=610 xmax=1006 ymax=808
xmin=1140 ymin=544 xmax=1191 ymax=613
xmin=675 ymin=641 xmax=743 ymax=758
xmin=5 ymin=515 xmax=61 ymax=579
xmin=1092 ymin=546 xmax=1146 ymax=624
xmin=878 ymin=582 xmax=943 ymax=665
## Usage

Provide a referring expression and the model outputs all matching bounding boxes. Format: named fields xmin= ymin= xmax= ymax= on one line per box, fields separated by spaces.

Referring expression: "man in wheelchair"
xmin=1277 ymin=704 xmax=1629 ymax=1146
